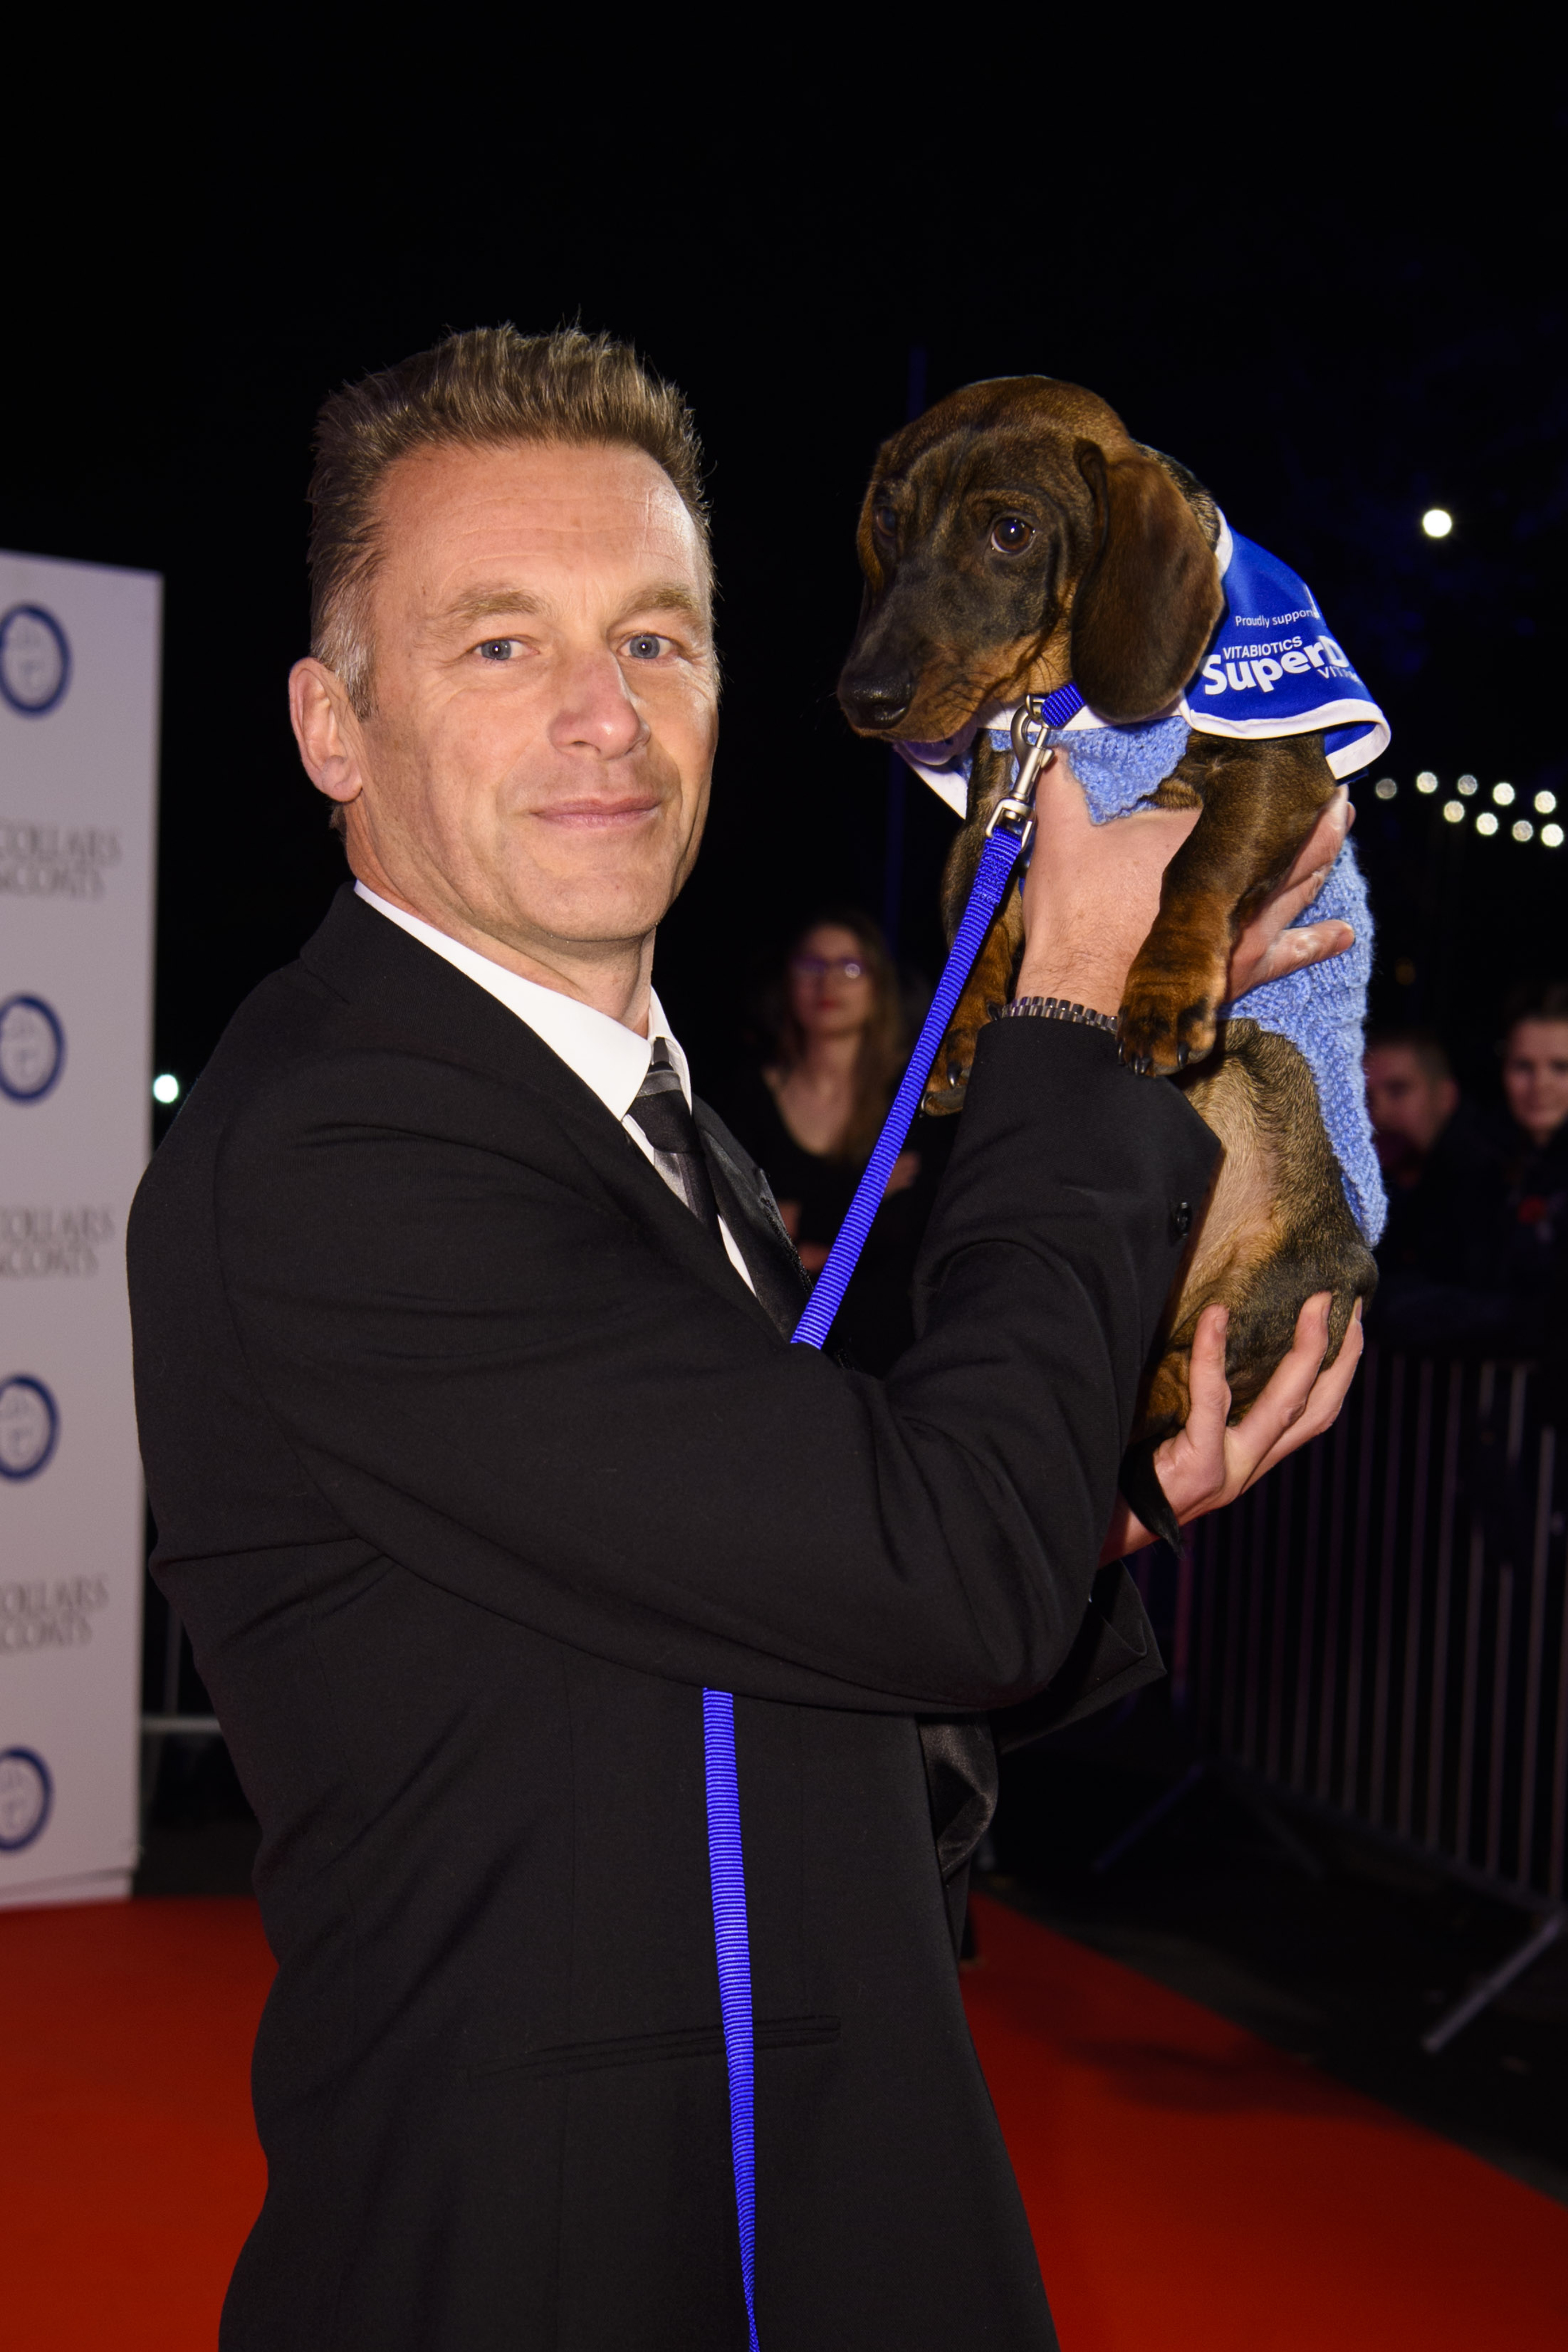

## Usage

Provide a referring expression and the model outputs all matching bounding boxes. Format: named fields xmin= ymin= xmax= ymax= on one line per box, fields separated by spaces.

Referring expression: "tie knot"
xmin=629 ymin=1040 xmax=721 ymax=1238
xmin=632 ymin=1042 xmax=703 ymax=1160
xmin=638 ymin=1037 xmax=684 ymax=1098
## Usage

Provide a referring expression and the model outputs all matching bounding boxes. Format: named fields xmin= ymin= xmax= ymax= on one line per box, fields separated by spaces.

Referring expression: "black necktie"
xmin=630 ymin=1040 xmax=722 ymax=1240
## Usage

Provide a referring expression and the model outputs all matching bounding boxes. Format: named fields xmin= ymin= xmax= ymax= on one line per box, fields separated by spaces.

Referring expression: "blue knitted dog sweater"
xmin=896 ymin=519 xmax=1388 ymax=1245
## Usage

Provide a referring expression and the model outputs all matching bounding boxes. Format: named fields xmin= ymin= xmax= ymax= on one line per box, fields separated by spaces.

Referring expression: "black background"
xmin=6 ymin=61 xmax=1565 ymax=1109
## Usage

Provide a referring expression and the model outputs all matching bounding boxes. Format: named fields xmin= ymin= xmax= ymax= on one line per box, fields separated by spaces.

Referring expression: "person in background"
xmin=1365 ymin=1029 xmax=1460 ymax=1186
xmin=1491 ymin=985 xmax=1568 ymax=1373
xmin=1363 ymin=1027 xmax=1507 ymax=1349
xmin=718 ymin=910 xmax=951 ymax=1371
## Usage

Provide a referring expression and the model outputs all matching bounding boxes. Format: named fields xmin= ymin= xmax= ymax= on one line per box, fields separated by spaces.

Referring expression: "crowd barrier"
xmin=1100 ymin=1349 xmax=1566 ymax=2049
xmin=139 ymin=1579 xmax=220 ymax=1843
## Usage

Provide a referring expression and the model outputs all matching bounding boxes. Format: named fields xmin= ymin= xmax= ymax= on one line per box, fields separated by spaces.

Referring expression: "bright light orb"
xmin=1457 ymin=775 xmax=1478 ymax=796
xmin=1374 ymin=777 xmax=1397 ymax=800
xmin=1493 ymin=781 xmax=1516 ymax=806
xmin=1442 ymin=801 xmax=1466 ymax=825
xmin=1422 ymin=508 xmax=1454 ymax=538
xmin=1543 ymin=823 xmax=1565 ymax=848
xmin=1416 ymin=771 xmax=1439 ymax=794
xmin=152 ymin=1073 xmax=180 ymax=1105
xmin=1535 ymin=791 xmax=1557 ymax=815
xmin=1476 ymin=811 xmax=1500 ymax=837
xmin=1512 ymin=820 xmax=1534 ymax=842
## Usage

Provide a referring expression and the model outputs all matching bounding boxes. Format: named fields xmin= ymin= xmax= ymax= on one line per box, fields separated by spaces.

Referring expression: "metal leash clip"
xmin=984 ymin=694 xmax=1055 ymax=844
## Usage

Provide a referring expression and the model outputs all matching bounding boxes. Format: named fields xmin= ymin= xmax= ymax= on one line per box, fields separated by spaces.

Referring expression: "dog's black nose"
xmin=838 ymin=672 xmax=915 ymax=733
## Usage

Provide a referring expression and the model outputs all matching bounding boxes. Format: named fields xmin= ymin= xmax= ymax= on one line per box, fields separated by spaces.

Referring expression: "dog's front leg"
xmin=1117 ymin=732 xmax=1338 ymax=1074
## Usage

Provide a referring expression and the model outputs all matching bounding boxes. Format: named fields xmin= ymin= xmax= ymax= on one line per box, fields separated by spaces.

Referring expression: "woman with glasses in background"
xmin=718 ymin=909 xmax=953 ymax=1372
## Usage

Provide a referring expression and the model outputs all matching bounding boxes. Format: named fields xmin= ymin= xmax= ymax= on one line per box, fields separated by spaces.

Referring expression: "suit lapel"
xmin=696 ymin=1104 xmax=812 ymax=1341
xmin=298 ymin=889 xmax=790 ymax=1343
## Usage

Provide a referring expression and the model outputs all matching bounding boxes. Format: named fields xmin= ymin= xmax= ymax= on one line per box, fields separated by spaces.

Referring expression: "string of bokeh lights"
xmin=1368 ymin=770 xmax=1563 ymax=850
xmin=1355 ymin=507 xmax=1561 ymax=848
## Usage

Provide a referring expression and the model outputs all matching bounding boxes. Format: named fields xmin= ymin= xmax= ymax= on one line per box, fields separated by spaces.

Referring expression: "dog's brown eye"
xmin=990 ymin=515 xmax=1035 ymax=554
xmin=873 ymin=506 xmax=899 ymax=541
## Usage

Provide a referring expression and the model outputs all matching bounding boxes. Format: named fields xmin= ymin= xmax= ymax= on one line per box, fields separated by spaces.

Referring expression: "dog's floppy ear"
xmin=1070 ymin=442 xmax=1224 ymax=723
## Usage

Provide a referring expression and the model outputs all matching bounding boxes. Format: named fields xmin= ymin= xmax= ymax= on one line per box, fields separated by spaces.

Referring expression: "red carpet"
xmin=2 ymin=1892 xmax=1566 ymax=2347
xmin=964 ymin=1893 xmax=1568 ymax=2347
xmin=1 ymin=1900 xmax=272 ymax=2351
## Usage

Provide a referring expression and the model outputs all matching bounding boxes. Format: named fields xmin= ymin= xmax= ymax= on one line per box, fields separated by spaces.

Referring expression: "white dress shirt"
xmin=355 ymin=883 xmax=757 ymax=1295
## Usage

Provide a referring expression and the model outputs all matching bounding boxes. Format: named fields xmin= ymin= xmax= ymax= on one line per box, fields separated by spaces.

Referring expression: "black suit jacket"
xmin=127 ymin=888 xmax=1215 ymax=2351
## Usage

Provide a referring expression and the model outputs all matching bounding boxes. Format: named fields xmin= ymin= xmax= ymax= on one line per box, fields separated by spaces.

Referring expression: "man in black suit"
xmin=128 ymin=327 xmax=1360 ymax=2350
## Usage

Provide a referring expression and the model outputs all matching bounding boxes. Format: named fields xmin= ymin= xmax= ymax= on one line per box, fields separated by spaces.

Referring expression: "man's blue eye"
xmin=478 ymin=640 xmax=514 ymax=661
xmin=625 ymin=635 xmax=665 ymax=660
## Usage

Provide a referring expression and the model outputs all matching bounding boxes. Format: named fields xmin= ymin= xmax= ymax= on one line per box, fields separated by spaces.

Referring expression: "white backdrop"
xmin=0 ymin=551 xmax=160 ymax=1908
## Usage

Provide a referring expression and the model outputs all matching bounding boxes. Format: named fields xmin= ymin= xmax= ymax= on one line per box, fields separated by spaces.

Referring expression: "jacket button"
xmin=1170 ymin=1200 xmax=1192 ymax=1241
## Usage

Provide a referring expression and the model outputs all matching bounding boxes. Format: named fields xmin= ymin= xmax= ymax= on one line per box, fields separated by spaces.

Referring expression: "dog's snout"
xmin=837 ymin=671 xmax=915 ymax=734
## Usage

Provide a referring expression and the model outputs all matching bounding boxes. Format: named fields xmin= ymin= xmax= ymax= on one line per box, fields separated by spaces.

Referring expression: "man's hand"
xmin=1224 ymin=791 xmax=1354 ymax=1001
xmin=1100 ymin=1293 xmax=1364 ymax=1561
xmin=1016 ymin=757 xmax=1354 ymax=1015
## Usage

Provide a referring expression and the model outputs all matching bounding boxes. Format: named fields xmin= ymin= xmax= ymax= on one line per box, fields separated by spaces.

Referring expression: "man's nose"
xmin=549 ymin=652 xmax=649 ymax=759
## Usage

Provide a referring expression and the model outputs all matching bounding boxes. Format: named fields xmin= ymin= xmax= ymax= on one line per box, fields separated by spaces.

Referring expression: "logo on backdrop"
xmin=0 ymin=1206 xmax=114 ymax=1278
xmin=0 ymin=995 xmax=65 ymax=1101
xmin=0 ymin=605 xmax=71 ymax=717
xmin=0 ymin=822 xmax=121 ymax=900
xmin=0 ymin=1375 xmax=59 ymax=1479
xmin=0 ymin=1748 xmax=54 ymax=1851
xmin=1 ymin=1576 xmax=110 ymax=1653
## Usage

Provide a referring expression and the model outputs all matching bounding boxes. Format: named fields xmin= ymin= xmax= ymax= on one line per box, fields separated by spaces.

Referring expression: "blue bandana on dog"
xmin=1180 ymin=518 xmax=1388 ymax=776
xmin=896 ymin=515 xmax=1388 ymax=1245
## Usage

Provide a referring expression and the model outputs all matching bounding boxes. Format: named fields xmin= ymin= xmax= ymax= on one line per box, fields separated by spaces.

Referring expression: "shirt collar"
xmin=354 ymin=882 xmax=691 ymax=1121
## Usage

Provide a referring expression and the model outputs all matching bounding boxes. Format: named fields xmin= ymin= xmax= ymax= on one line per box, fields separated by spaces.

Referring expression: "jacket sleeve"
xmin=211 ymin=1017 xmax=1216 ymax=1715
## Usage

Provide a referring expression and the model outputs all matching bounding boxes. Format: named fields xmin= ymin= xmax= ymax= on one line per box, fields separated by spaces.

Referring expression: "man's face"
xmin=1364 ymin=1046 xmax=1457 ymax=1176
xmin=320 ymin=439 xmax=718 ymax=970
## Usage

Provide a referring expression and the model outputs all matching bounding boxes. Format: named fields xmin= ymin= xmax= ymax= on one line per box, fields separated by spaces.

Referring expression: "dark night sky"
xmin=6 ymin=65 xmax=1565 ymax=1105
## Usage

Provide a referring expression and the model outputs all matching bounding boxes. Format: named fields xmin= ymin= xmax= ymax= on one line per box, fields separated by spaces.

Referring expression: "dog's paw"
xmin=920 ymin=1027 xmax=975 ymax=1116
xmin=1117 ymin=964 xmax=1225 ymax=1076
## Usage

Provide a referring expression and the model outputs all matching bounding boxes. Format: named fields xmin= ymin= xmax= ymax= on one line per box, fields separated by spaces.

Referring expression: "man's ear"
xmin=289 ymin=657 xmax=365 ymax=814
xmin=1436 ymin=1076 xmax=1461 ymax=1125
xmin=1069 ymin=443 xmax=1225 ymax=724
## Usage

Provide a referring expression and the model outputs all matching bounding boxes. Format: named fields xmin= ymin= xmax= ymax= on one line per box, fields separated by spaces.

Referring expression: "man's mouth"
xmin=535 ymin=795 xmax=663 ymax=830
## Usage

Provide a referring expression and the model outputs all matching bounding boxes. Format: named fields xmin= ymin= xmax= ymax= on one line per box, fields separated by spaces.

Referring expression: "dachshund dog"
xmin=837 ymin=376 xmax=1375 ymax=1531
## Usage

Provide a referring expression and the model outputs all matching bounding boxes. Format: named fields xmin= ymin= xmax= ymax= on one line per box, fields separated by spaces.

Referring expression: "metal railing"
xmin=1099 ymin=1349 xmax=1566 ymax=2049
xmin=138 ymin=1583 xmax=220 ymax=1840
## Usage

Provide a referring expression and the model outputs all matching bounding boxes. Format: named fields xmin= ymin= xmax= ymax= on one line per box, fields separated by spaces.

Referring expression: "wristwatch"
xmin=996 ymin=996 xmax=1119 ymax=1037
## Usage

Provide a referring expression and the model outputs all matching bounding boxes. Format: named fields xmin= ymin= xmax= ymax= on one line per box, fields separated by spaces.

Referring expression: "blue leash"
xmin=701 ymin=684 xmax=1081 ymax=2342
xmin=702 ymin=1690 xmax=761 ymax=2352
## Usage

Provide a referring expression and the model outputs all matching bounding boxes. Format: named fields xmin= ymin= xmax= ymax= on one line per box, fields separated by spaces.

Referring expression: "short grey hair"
xmin=307 ymin=324 xmax=710 ymax=715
